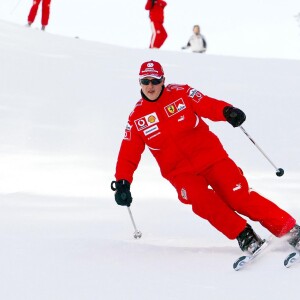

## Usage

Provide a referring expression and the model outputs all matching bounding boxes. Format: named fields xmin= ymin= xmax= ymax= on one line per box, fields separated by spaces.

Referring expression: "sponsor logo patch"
xmin=167 ymin=105 xmax=175 ymax=114
xmin=188 ymin=88 xmax=197 ymax=98
xmin=166 ymin=84 xmax=185 ymax=92
xmin=124 ymin=122 xmax=132 ymax=140
xmin=125 ymin=123 xmax=132 ymax=131
xmin=164 ymin=99 xmax=186 ymax=117
xmin=124 ymin=130 xmax=131 ymax=140
xmin=233 ymin=183 xmax=242 ymax=191
xmin=143 ymin=125 xmax=159 ymax=136
xmin=188 ymin=88 xmax=203 ymax=103
xmin=134 ymin=112 xmax=159 ymax=131
xmin=148 ymin=132 xmax=161 ymax=140
xmin=178 ymin=115 xmax=185 ymax=122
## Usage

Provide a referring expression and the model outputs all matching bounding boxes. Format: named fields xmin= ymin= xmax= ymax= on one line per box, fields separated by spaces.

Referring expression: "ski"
xmin=233 ymin=239 xmax=269 ymax=271
xmin=284 ymin=251 xmax=300 ymax=268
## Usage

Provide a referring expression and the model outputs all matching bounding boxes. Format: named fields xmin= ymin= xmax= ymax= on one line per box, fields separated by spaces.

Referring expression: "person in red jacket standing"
xmin=145 ymin=0 xmax=167 ymax=48
xmin=27 ymin=0 xmax=52 ymax=31
xmin=111 ymin=60 xmax=300 ymax=256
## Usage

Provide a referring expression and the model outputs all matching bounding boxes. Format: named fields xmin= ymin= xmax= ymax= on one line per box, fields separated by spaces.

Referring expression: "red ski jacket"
xmin=145 ymin=0 xmax=167 ymax=23
xmin=115 ymin=84 xmax=232 ymax=183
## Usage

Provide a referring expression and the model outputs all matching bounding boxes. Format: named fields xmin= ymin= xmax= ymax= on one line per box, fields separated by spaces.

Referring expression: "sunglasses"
xmin=140 ymin=78 xmax=163 ymax=85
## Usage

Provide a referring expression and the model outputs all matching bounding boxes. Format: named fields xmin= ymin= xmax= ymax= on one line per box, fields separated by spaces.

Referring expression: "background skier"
xmin=27 ymin=0 xmax=52 ymax=30
xmin=145 ymin=0 xmax=167 ymax=48
xmin=182 ymin=24 xmax=207 ymax=53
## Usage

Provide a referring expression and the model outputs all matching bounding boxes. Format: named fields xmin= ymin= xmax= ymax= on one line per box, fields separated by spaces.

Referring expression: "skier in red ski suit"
xmin=145 ymin=0 xmax=167 ymax=48
xmin=111 ymin=60 xmax=300 ymax=254
xmin=27 ymin=0 xmax=52 ymax=30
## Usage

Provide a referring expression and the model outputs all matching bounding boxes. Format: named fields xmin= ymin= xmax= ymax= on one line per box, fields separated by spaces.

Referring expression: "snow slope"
xmin=0 ymin=20 xmax=300 ymax=300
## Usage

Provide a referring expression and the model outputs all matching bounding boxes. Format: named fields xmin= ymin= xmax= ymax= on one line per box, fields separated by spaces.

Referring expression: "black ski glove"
xmin=223 ymin=106 xmax=246 ymax=127
xmin=111 ymin=179 xmax=132 ymax=207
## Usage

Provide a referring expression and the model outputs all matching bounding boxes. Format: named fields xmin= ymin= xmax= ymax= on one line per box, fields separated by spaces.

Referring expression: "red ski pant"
xmin=170 ymin=158 xmax=295 ymax=239
xmin=149 ymin=21 xmax=167 ymax=48
xmin=28 ymin=0 xmax=51 ymax=26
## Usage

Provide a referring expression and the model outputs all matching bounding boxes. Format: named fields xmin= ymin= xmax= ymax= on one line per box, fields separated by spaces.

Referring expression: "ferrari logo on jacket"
xmin=164 ymin=98 xmax=186 ymax=117
xmin=167 ymin=105 xmax=175 ymax=114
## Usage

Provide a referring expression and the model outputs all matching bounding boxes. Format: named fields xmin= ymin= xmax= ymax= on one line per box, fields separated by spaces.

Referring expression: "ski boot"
xmin=287 ymin=224 xmax=300 ymax=251
xmin=237 ymin=224 xmax=264 ymax=254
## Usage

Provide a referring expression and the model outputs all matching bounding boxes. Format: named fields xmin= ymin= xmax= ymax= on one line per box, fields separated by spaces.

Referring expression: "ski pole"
xmin=239 ymin=125 xmax=284 ymax=177
xmin=127 ymin=207 xmax=142 ymax=239
xmin=10 ymin=0 xmax=22 ymax=15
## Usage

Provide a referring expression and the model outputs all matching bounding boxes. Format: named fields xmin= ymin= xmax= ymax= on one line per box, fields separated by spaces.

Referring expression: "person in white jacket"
xmin=182 ymin=25 xmax=207 ymax=53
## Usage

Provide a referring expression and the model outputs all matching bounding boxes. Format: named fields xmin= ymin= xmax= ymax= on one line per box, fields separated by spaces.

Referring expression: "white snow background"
xmin=0 ymin=1 xmax=300 ymax=299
